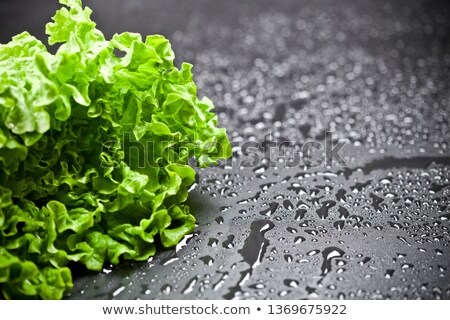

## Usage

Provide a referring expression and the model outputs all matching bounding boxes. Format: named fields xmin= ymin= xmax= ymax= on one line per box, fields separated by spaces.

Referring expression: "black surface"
xmin=1 ymin=0 xmax=450 ymax=299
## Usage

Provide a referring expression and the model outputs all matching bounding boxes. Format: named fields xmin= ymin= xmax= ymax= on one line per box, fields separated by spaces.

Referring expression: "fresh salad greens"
xmin=0 ymin=0 xmax=230 ymax=299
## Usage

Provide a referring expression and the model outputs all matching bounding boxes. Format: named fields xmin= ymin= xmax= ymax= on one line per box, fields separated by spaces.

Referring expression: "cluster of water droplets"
xmin=68 ymin=0 xmax=450 ymax=300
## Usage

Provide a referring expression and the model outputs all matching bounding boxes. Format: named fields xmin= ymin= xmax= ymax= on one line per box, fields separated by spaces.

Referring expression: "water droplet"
xmin=283 ymin=199 xmax=294 ymax=210
xmin=161 ymin=284 xmax=172 ymax=295
xmin=305 ymin=229 xmax=319 ymax=236
xmin=333 ymin=220 xmax=345 ymax=231
xmin=284 ymin=279 xmax=300 ymax=288
xmin=199 ymin=255 xmax=215 ymax=266
xmin=320 ymin=247 xmax=345 ymax=277
xmin=260 ymin=202 xmax=279 ymax=216
xmin=287 ymin=227 xmax=297 ymax=234
xmin=223 ymin=220 xmax=275 ymax=299
xmin=222 ymin=235 xmax=235 ymax=249
xmin=249 ymin=283 xmax=265 ymax=289
xmin=112 ymin=285 xmax=125 ymax=297
xmin=401 ymin=263 xmax=414 ymax=270
xmin=307 ymin=249 xmax=320 ymax=256
xmin=294 ymin=236 xmax=306 ymax=244
xmin=338 ymin=206 xmax=349 ymax=219
xmin=336 ymin=189 xmax=347 ymax=203
xmin=208 ymin=238 xmax=219 ymax=247
xmin=358 ymin=257 xmax=371 ymax=265
xmin=397 ymin=236 xmax=411 ymax=246
xmin=305 ymin=286 xmax=318 ymax=297
xmin=295 ymin=209 xmax=306 ymax=220
xmin=278 ymin=290 xmax=290 ymax=297
xmin=182 ymin=276 xmax=199 ymax=294
xmin=296 ymin=200 xmax=309 ymax=209
xmin=215 ymin=216 xmax=224 ymax=224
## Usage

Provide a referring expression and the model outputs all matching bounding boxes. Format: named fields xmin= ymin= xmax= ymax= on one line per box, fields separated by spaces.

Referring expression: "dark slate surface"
xmin=1 ymin=0 xmax=450 ymax=299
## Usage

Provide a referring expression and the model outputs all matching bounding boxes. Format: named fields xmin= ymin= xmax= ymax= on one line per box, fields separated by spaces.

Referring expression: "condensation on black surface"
xmin=14 ymin=0 xmax=445 ymax=299
xmin=69 ymin=159 xmax=450 ymax=299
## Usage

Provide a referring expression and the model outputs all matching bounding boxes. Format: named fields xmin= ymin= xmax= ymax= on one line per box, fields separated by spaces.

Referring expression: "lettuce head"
xmin=0 ymin=0 xmax=231 ymax=299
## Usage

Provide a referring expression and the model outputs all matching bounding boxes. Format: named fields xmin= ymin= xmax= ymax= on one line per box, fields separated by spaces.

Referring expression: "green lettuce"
xmin=0 ymin=0 xmax=231 ymax=299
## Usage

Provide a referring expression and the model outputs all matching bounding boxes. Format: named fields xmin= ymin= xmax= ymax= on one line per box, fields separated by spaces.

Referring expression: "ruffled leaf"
xmin=0 ymin=0 xmax=230 ymax=300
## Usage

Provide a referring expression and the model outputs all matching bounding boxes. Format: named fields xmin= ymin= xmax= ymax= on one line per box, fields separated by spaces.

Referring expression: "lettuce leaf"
xmin=0 ymin=0 xmax=231 ymax=299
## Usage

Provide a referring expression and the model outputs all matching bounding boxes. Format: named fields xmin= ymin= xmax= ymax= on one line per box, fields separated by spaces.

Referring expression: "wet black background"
xmin=1 ymin=0 xmax=450 ymax=299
